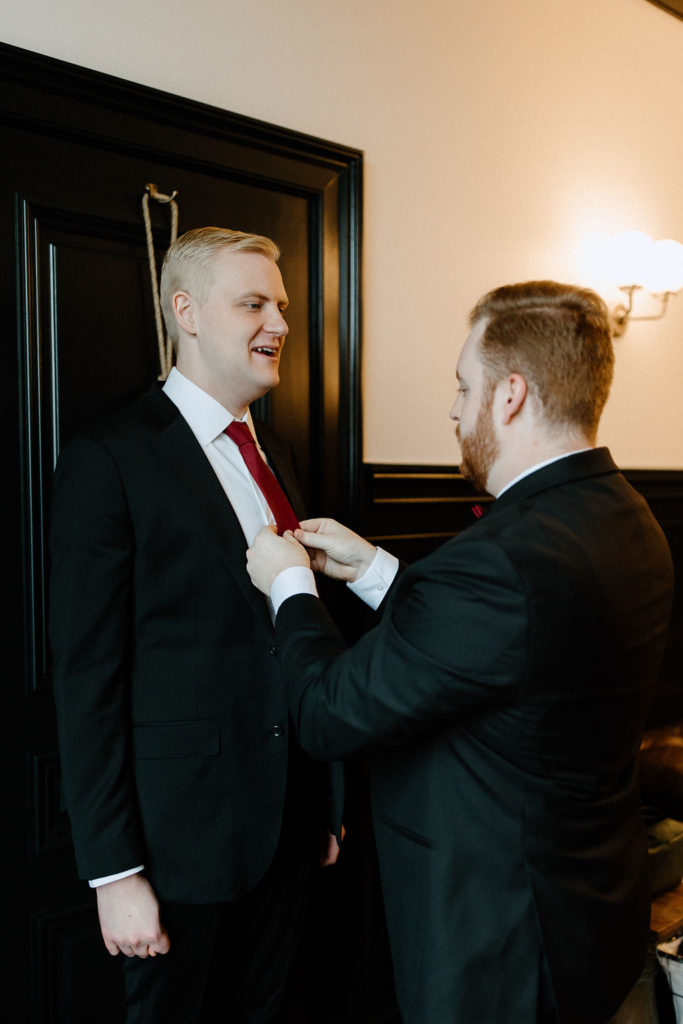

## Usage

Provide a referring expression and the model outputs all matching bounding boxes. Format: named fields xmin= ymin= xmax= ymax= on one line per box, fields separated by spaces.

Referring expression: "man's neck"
xmin=173 ymin=361 xmax=252 ymax=420
xmin=487 ymin=437 xmax=593 ymax=497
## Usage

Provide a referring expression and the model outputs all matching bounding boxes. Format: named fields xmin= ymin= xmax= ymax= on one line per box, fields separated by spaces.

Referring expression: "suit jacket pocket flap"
xmin=133 ymin=720 xmax=220 ymax=759
xmin=376 ymin=811 xmax=434 ymax=848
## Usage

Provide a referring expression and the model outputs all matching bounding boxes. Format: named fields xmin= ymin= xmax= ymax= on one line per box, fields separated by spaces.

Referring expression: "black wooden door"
xmin=1 ymin=43 xmax=362 ymax=1023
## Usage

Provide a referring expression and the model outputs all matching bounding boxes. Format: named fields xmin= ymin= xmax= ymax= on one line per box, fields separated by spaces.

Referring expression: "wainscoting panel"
xmin=362 ymin=464 xmax=492 ymax=562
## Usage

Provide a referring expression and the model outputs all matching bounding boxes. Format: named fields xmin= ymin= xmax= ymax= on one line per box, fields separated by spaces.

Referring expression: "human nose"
xmin=449 ymin=397 xmax=460 ymax=421
xmin=265 ymin=307 xmax=289 ymax=337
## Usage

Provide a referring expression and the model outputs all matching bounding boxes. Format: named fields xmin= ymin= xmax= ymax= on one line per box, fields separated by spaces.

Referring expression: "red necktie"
xmin=224 ymin=421 xmax=299 ymax=536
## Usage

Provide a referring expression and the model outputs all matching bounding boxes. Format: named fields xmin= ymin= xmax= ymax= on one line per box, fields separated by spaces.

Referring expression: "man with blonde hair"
xmin=50 ymin=227 xmax=337 ymax=1022
xmin=247 ymin=280 xmax=674 ymax=1023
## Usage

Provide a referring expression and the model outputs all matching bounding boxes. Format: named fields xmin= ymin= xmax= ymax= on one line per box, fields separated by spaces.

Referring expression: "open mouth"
xmin=253 ymin=346 xmax=278 ymax=357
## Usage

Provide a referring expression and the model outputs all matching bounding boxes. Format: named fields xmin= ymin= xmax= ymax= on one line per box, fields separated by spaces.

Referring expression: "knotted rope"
xmin=142 ymin=183 xmax=179 ymax=380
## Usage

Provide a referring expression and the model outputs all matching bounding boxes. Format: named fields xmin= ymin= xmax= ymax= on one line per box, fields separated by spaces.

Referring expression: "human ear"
xmin=500 ymin=373 xmax=527 ymax=425
xmin=172 ymin=291 xmax=197 ymax=336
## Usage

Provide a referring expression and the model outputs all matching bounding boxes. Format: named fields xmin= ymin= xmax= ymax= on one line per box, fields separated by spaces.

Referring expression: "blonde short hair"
xmin=160 ymin=226 xmax=281 ymax=345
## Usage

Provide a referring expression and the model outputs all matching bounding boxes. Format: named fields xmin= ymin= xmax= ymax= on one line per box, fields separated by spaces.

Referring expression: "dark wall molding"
xmin=361 ymin=463 xmax=490 ymax=562
xmin=645 ymin=0 xmax=683 ymax=23
xmin=623 ymin=469 xmax=683 ymax=529
xmin=362 ymin=463 xmax=683 ymax=556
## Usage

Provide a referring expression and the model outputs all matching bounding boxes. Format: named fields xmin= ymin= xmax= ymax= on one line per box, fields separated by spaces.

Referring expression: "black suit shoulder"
xmin=72 ymin=383 xmax=177 ymax=447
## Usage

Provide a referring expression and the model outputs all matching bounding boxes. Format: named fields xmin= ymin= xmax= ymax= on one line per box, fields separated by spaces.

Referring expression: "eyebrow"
xmin=236 ymin=290 xmax=289 ymax=309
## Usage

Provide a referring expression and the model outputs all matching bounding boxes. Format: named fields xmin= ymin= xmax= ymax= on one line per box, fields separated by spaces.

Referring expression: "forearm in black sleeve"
xmin=50 ymin=435 xmax=144 ymax=880
xmin=277 ymin=539 xmax=527 ymax=761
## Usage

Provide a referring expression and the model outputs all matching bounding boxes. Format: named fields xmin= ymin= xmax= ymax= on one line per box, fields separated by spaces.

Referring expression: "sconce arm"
xmin=611 ymin=286 xmax=674 ymax=338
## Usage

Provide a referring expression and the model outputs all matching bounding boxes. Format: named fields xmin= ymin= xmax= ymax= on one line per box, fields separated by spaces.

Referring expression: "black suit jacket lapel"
xmin=149 ymin=395 xmax=273 ymax=632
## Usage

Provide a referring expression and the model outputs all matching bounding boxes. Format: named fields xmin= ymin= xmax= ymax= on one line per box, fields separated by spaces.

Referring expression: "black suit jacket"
xmin=50 ymin=383 xmax=331 ymax=904
xmin=276 ymin=449 xmax=674 ymax=1024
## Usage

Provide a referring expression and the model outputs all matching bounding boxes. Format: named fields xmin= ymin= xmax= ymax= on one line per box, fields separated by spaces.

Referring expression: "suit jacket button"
xmin=269 ymin=644 xmax=277 ymax=656
xmin=270 ymin=724 xmax=285 ymax=738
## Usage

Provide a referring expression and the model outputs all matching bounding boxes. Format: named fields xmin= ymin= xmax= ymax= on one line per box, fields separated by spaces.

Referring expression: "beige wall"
xmin=4 ymin=0 xmax=683 ymax=467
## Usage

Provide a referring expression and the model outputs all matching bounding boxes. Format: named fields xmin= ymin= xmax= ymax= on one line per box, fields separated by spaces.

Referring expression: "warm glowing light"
xmin=586 ymin=230 xmax=683 ymax=336
xmin=641 ymin=239 xmax=683 ymax=295
xmin=603 ymin=230 xmax=655 ymax=287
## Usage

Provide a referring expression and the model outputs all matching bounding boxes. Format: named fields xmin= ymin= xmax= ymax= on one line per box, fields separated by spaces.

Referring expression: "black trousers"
xmin=121 ymin=787 xmax=321 ymax=1023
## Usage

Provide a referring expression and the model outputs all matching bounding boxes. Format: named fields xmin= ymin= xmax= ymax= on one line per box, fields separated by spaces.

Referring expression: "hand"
xmin=320 ymin=830 xmax=341 ymax=867
xmin=247 ymin=525 xmax=310 ymax=595
xmin=293 ymin=518 xmax=376 ymax=583
xmin=96 ymin=873 xmax=170 ymax=958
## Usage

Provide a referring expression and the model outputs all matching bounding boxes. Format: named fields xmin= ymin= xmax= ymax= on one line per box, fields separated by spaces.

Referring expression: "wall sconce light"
xmin=605 ymin=230 xmax=683 ymax=337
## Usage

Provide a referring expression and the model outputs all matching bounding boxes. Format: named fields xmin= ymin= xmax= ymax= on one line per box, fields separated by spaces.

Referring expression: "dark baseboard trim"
xmin=361 ymin=462 xmax=683 ymax=561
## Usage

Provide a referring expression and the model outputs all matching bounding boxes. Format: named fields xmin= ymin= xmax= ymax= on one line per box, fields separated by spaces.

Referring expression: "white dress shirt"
xmin=271 ymin=548 xmax=400 ymax=616
xmin=163 ymin=366 xmax=283 ymax=544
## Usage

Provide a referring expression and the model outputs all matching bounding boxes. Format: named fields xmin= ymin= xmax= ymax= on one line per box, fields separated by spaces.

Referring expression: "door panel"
xmin=1 ymin=41 xmax=362 ymax=1022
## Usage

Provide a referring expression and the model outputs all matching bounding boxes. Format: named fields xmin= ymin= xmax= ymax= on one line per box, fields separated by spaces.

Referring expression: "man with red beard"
xmin=246 ymin=280 xmax=674 ymax=1024
xmin=452 ymin=311 xmax=500 ymax=494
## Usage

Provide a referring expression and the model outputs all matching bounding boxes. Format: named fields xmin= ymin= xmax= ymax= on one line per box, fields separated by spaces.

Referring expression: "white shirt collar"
xmin=162 ymin=367 xmax=256 ymax=447
xmin=496 ymin=448 xmax=593 ymax=498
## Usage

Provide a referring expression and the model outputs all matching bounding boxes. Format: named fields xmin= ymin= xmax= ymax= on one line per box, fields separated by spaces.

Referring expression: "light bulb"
xmin=641 ymin=239 xmax=683 ymax=294
xmin=604 ymin=230 xmax=655 ymax=287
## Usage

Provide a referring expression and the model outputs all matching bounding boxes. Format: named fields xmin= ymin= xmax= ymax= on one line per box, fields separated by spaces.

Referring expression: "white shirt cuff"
xmin=271 ymin=565 xmax=319 ymax=615
xmin=89 ymin=865 xmax=144 ymax=888
xmin=348 ymin=547 xmax=399 ymax=610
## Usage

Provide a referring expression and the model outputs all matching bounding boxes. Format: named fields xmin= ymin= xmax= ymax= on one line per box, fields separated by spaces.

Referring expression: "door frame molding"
xmin=1 ymin=41 xmax=363 ymax=695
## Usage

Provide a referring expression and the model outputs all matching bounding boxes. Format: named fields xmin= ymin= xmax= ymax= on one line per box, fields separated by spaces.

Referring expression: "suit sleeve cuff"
xmin=271 ymin=566 xmax=319 ymax=615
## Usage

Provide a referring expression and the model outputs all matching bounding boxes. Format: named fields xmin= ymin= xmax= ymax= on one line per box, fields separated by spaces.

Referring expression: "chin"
xmin=252 ymin=373 xmax=279 ymax=400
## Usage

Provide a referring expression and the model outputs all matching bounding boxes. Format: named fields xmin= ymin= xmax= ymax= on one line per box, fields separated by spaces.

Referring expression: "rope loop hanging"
xmin=142 ymin=183 xmax=179 ymax=380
